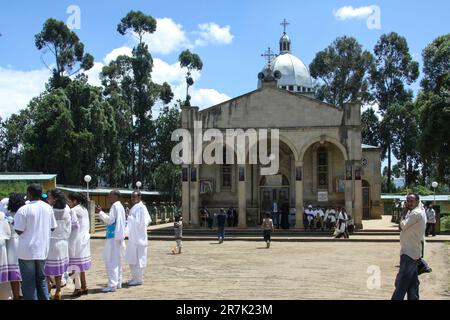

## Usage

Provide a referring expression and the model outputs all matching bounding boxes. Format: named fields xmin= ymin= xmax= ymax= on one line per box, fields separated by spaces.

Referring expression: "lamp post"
xmin=432 ymin=181 xmax=438 ymax=205
xmin=84 ymin=175 xmax=92 ymax=201
xmin=136 ymin=181 xmax=142 ymax=191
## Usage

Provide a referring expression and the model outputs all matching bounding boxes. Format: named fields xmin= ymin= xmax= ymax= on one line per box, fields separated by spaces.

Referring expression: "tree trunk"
xmin=387 ymin=144 xmax=392 ymax=192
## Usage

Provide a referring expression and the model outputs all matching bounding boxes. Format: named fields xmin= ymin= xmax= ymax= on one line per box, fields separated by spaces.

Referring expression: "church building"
xmin=180 ymin=22 xmax=382 ymax=229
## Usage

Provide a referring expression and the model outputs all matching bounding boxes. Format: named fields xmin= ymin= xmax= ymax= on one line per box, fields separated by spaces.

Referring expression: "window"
xmin=288 ymin=85 xmax=294 ymax=91
xmin=222 ymin=165 xmax=231 ymax=188
xmin=317 ymin=148 xmax=328 ymax=189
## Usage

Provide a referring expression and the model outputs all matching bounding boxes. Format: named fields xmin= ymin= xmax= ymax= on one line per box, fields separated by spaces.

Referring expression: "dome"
xmin=258 ymin=53 xmax=313 ymax=93
xmin=258 ymin=25 xmax=313 ymax=94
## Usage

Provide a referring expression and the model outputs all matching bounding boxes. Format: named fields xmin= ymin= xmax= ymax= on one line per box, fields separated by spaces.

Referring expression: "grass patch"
xmin=0 ymin=182 xmax=28 ymax=199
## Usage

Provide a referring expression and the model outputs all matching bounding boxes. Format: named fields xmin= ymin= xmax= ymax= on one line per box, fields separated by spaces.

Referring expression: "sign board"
xmin=318 ymin=191 xmax=328 ymax=202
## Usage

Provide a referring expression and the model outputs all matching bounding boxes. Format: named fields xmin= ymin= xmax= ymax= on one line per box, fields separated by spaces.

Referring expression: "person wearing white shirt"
xmin=96 ymin=190 xmax=126 ymax=292
xmin=13 ymin=184 xmax=57 ymax=300
xmin=392 ymin=193 xmax=426 ymax=300
xmin=125 ymin=191 xmax=151 ymax=286
xmin=425 ymin=203 xmax=436 ymax=237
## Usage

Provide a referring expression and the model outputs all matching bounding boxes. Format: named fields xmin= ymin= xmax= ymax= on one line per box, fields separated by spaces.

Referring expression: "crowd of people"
xmin=303 ymin=205 xmax=354 ymax=238
xmin=0 ymin=184 xmax=153 ymax=300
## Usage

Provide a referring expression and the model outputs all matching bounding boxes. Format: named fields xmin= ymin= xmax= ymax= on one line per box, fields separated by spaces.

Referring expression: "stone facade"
xmin=180 ymin=80 xmax=382 ymax=229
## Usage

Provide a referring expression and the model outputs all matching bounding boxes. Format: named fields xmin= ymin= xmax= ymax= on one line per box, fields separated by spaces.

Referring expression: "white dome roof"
xmin=258 ymin=53 xmax=313 ymax=89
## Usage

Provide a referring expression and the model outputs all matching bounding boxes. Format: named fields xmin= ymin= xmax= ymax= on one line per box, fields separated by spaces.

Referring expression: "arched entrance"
xmin=362 ymin=180 xmax=370 ymax=219
xmin=259 ymin=174 xmax=290 ymax=224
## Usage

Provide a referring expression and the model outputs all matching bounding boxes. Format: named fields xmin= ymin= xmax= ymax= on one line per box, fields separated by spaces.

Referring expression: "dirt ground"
xmin=17 ymin=239 xmax=446 ymax=300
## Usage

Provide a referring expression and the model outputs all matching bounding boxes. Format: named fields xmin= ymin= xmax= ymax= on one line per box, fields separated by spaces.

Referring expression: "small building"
xmin=0 ymin=173 xmax=57 ymax=193
xmin=57 ymin=186 xmax=163 ymax=210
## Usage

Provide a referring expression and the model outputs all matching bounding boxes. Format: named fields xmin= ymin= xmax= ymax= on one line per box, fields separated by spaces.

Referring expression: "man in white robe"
xmin=125 ymin=191 xmax=151 ymax=286
xmin=96 ymin=190 xmax=126 ymax=292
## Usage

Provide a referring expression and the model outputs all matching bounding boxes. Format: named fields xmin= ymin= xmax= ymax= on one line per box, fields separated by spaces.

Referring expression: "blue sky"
xmin=1 ymin=0 xmax=449 ymax=119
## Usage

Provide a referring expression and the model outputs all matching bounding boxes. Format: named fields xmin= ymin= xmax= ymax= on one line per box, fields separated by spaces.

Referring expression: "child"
xmin=172 ymin=214 xmax=183 ymax=254
xmin=261 ymin=212 xmax=274 ymax=248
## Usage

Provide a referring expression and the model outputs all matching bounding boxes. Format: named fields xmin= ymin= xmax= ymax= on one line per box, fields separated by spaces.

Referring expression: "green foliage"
xmin=309 ymin=36 xmax=374 ymax=107
xmin=370 ymin=32 xmax=419 ymax=193
xmin=117 ymin=11 xmax=156 ymax=42
xmin=361 ymin=107 xmax=380 ymax=147
xmin=421 ymin=34 xmax=450 ymax=93
xmin=35 ymin=18 xmax=93 ymax=89
xmin=153 ymin=162 xmax=181 ymax=203
xmin=178 ymin=50 xmax=203 ymax=106
xmin=0 ymin=182 xmax=27 ymax=199
xmin=397 ymin=185 xmax=434 ymax=196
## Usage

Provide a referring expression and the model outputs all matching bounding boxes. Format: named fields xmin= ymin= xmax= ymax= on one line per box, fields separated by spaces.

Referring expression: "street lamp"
xmin=432 ymin=181 xmax=438 ymax=205
xmin=84 ymin=175 xmax=92 ymax=201
xmin=136 ymin=181 xmax=142 ymax=191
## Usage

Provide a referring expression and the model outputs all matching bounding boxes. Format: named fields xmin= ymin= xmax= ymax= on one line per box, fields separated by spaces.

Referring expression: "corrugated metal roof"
xmin=57 ymin=185 xmax=161 ymax=196
xmin=381 ymin=194 xmax=450 ymax=202
xmin=0 ymin=174 xmax=57 ymax=181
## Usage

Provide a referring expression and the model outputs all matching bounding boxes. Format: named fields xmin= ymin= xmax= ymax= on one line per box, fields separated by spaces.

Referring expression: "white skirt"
xmin=45 ymin=239 xmax=69 ymax=276
xmin=5 ymin=237 xmax=21 ymax=281
xmin=125 ymin=242 xmax=147 ymax=268
xmin=0 ymin=240 xmax=8 ymax=283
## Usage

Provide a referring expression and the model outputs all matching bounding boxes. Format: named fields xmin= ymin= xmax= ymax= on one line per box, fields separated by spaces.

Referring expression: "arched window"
xmin=317 ymin=147 xmax=328 ymax=189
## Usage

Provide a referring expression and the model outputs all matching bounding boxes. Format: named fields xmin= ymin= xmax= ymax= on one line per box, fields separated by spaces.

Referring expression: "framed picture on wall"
xmin=200 ymin=179 xmax=214 ymax=194
xmin=336 ymin=178 xmax=345 ymax=193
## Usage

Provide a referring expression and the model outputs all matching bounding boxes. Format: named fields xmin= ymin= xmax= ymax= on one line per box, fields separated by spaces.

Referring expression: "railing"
xmin=91 ymin=201 xmax=180 ymax=233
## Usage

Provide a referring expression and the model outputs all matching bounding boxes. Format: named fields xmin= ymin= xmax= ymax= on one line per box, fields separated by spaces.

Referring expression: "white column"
xmin=181 ymin=165 xmax=190 ymax=224
xmin=295 ymin=162 xmax=304 ymax=229
xmin=190 ymin=165 xmax=200 ymax=225
xmin=354 ymin=179 xmax=363 ymax=229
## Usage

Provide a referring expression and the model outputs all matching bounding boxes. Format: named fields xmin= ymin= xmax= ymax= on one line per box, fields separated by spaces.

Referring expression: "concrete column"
xmin=190 ymin=165 xmax=200 ymax=226
xmin=345 ymin=180 xmax=353 ymax=218
xmin=354 ymin=179 xmax=363 ymax=229
xmin=295 ymin=162 xmax=304 ymax=229
xmin=181 ymin=165 xmax=190 ymax=224
xmin=238 ymin=165 xmax=247 ymax=227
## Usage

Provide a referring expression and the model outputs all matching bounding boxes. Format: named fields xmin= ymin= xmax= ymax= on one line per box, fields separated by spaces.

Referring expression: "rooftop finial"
xmin=280 ymin=18 xmax=290 ymax=34
xmin=261 ymin=47 xmax=276 ymax=68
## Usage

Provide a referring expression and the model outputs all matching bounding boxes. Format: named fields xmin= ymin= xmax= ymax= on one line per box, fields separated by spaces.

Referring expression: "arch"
xmin=299 ymin=136 xmax=348 ymax=162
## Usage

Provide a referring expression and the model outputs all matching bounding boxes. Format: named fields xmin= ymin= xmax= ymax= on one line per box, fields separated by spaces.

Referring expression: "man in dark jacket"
xmin=216 ymin=209 xmax=227 ymax=244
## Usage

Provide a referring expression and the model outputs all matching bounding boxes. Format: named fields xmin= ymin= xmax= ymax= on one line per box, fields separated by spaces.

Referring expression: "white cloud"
xmin=141 ymin=18 xmax=191 ymax=55
xmin=103 ymin=46 xmax=133 ymax=64
xmin=194 ymin=23 xmax=234 ymax=47
xmin=0 ymin=67 xmax=50 ymax=119
xmin=152 ymin=58 xmax=200 ymax=85
xmin=190 ymin=88 xmax=230 ymax=108
xmin=136 ymin=18 xmax=234 ymax=55
xmin=84 ymin=62 xmax=104 ymax=87
xmin=333 ymin=6 xmax=374 ymax=20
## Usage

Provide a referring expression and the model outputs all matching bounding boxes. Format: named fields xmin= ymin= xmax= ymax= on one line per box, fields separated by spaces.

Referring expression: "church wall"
xmin=200 ymin=87 xmax=343 ymax=130
xmin=362 ymin=149 xmax=382 ymax=219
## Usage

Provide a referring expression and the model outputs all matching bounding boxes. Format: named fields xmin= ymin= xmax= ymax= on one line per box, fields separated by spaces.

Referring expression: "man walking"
xmin=14 ymin=184 xmax=57 ymax=300
xmin=216 ymin=209 xmax=227 ymax=244
xmin=125 ymin=191 xmax=151 ymax=286
xmin=96 ymin=190 xmax=126 ymax=292
xmin=391 ymin=193 xmax=426 ymax=300
xmin=425 ymin=203 xmax=436 ymax=237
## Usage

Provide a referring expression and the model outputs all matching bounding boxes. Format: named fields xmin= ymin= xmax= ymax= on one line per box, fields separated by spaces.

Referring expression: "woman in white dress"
xmin=4 ymin=194 xmax=26 ymax=300
xmin=0 ymin=211 xmax=11 ymax=286
xmin=67 ymin=192 xmax=91 ymax=297
xmin=45 ymin=189 xmax=72 ymax=300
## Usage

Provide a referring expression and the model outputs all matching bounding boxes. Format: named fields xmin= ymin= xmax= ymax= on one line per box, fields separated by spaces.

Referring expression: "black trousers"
xmin=425 ymin=223 xmax=436 ymax=236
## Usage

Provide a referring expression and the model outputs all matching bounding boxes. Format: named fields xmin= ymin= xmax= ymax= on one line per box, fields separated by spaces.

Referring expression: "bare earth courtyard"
xmin=19 ymin=239 xmax=450 ymax=300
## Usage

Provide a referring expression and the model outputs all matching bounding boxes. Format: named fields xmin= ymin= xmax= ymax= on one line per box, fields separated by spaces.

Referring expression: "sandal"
xmin=70 ymin=289 xmax=82 ymax=298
